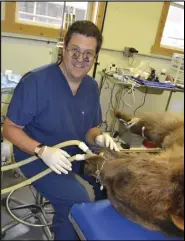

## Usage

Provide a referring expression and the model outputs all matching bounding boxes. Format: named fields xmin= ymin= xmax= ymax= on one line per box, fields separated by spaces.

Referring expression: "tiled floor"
xmin=1 ymin=170 xmax=53 ymax=240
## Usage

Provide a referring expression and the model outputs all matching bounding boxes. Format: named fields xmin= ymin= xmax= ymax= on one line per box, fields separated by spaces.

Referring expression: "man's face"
xmin=62 ymin=33 xmax=97 ymax=81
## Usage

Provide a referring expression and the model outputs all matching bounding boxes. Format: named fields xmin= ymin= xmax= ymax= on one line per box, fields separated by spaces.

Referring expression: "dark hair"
xmin=64 ymin=20 xmax=103 ymax=54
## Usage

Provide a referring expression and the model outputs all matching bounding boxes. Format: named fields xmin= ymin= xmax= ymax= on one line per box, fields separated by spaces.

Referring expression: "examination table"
xmin=69 ymin=199 xmax=182 ymax=240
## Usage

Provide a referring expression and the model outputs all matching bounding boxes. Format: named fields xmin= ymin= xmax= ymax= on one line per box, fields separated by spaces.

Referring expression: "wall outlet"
xmin=123 ymin=47 xmax=133 ymax=57
xmin=123 ymin=47 xmax=139 ymax=57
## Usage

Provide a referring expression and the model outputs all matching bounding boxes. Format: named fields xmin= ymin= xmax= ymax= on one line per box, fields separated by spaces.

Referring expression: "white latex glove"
xmin=95 ymin=133 xmax=120 ymax=152
xmin=39 ymin=146 xmax=72 ymax=175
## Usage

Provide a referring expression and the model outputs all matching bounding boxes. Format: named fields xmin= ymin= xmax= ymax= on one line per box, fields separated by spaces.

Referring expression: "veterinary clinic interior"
xmin=1 ymin=1 xmax=184 ymax=240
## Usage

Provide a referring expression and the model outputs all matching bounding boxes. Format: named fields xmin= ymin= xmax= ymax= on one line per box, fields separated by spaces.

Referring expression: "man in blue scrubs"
xmin=3 ymin=20 xmax=119 ymax=240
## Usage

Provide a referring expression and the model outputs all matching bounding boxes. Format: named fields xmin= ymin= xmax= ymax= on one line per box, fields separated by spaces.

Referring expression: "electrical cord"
xmin=115 ymin=89 xmax=122 ymax=106
xmin=122 ymin=77 xmax=140 ymax=109
xmin=104 ymin=103 xmax=112 ymax=132
xmin=99 ymin=74 xmax=107 ymax=95
xmin=107 ymin=83 xmax=121 ymax=131
xmin=122 ymin=86 xmax=134 ymax=108
xmin=99 ymin=72 xmax=112 ymax=131
xmin=103 ymin=87 xmax=120 ymax=132
xmin=99 ymin=71 xmax=113 ymax=95
xmin=133 ymin=86 xmax=148 ymax=116
xmin=104 ymin=78 xmax=110 ymax=89
xmin=100 ymin=70 xmax=118 ymax=131
xmin=113 ymin=89 xmax=129 ymax=143
xmin=128 ymin=56 xmax=135 ymax=66
xmin=111 ymin=88 xmax=127 ymax=139
xmin=104 ymin=88 xmax=113 ymax=132
xmin=100 ymin=70 xmax=136 ymax=131
xmin=110 ymin=84 xmax=116 ymax=110
xmin=121 ymin=88 xmax=128 ymax=110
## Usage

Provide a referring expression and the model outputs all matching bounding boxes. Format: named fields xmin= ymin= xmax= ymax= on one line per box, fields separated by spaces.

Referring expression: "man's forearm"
xmin=86 ymin=126 xmax=102 ymax=146
xmin=3 ymin=119 xmax=41 ymax=155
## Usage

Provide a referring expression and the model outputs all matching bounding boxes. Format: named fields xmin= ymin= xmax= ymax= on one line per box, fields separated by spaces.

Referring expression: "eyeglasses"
xmin=66 ymin=47 xmax=96 ymax=63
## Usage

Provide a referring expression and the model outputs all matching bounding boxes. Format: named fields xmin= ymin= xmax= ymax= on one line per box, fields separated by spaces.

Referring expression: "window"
xmin=151 ymin=2 xmax=184 ymax=56
xmin=161 ymin=2 xmax=184 ymax=50
xmin=2 ymin=2 xmax=106 ymax=39
xmin=17 ymin=2 xmax=88 ymax=28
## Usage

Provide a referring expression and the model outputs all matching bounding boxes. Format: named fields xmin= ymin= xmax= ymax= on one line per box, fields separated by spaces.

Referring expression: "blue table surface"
xmin=70 ymin=199 xmax=183 ymax=240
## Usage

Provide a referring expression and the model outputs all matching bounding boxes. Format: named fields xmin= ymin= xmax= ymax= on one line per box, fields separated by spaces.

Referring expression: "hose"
xmin=1 ymin=140 xmax=96 ymax=195
xmin=2 ymin=140 xmax=91 ymax=172
xmin=1 ymin=139 xmax=160 ymax=195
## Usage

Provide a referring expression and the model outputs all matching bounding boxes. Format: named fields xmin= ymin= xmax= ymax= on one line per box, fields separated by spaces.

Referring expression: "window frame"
xmin=2 ymin=2 xmax=106 ymax=39
xmin=151 ymin=2 xmax=184 ymax=56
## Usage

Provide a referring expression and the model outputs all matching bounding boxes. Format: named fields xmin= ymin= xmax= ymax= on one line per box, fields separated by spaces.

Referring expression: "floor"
xmin=1 ymin=169 xmax=53 ymax=240
xmin=1 ymin=161 xmax=95 ymax=240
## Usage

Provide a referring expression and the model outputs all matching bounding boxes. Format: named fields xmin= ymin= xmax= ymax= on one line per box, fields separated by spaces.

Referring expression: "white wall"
xmin=1 ymin=36 xmax=55 ymax=75
xmin=1 ymin=2 xmax=184 ymax=121
xmin=95 ymin=2 xmax=184 ymax=127
xmin=102 ymin=2 xmax=163 ymax=54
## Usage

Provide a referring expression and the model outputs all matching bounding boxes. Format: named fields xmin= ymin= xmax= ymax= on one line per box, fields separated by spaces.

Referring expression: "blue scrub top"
xmin=7 ymin=63 xmax=102 ymax=174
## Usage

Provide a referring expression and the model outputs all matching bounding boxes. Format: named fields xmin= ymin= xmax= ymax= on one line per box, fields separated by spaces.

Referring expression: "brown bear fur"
xmin=85 ymin=112 xmax=184 ymax=237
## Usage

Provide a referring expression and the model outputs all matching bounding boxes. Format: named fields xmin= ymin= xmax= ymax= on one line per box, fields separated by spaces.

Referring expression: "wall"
xmin=1 ymin=33 xmax=57 ymax=116
xmin=95 ymin=2 xmax=184 ymax=128
xmin=1 ymin=2 xmax=184 ymax=122
xmin=102 ymin=2 xmax=163 ymax=54
xmin=1 ymin=35 xmax=55 ymax=75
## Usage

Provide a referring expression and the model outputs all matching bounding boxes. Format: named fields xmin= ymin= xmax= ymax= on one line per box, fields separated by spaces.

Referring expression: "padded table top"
xmin=70 ymin=199 xmax=182 ymax=240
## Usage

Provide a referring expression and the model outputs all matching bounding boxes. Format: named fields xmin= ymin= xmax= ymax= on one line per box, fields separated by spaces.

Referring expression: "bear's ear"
xmin=171 ymin=215 xmax=184 ymax=231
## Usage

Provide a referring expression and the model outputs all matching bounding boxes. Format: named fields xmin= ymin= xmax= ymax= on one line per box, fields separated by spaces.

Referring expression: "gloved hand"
xmin=39 ymin=146 xmax=72 ymax=175
xmin=95 ymin=133 xmax=120 ymax=152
